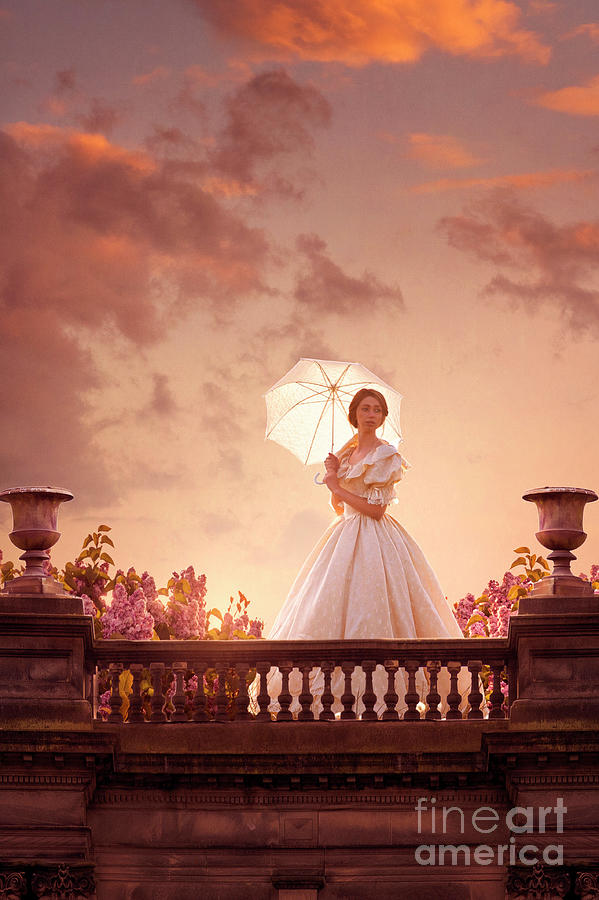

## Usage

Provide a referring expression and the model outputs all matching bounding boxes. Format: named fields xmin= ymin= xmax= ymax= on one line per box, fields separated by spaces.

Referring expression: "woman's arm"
xmin=323 ymin=473 xmax=387 ymax=521
xmin=330 ymin=492 xmax=344 ymax=515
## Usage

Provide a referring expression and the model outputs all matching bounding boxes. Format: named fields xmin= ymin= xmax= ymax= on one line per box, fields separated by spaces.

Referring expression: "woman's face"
xmin=355 ymin=395 xmax=385 ymax=430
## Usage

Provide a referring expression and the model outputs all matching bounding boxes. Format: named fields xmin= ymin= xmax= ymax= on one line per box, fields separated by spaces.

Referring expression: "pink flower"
xmin=102 ymin=583 xmax=154 ymax=640
xmin=248 ymin=618 xmax=263 ymax=639
xmin=81 ymin=595 xmax=96 ymax=617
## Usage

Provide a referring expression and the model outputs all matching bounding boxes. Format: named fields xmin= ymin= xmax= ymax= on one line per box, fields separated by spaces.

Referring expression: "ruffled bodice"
xmin=335 ymin=437 xmax=409 ymax=507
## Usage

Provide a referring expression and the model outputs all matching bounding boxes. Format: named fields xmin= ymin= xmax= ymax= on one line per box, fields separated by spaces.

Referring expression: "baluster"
xmin=446 ymin=661 xmax=463 ymax=720
xmin=149 ymin=662 xmax=167 ymax=723
xmin=170 ymin=661 xmax=188 ymax=723
xmin=108 ymin=663 xmax=123 ymax=724
xmin=255 ymin=660 xmax=272 ymax=722
xmin=489 ymin=662 xmax=506 ymax=719
xmin=277 ymin=662 xmax=294 ymax=721
xmin=214 ymin=661 xmax=229 ymax=723
xmin=361 ymin=660 xmax=378 ymax=721
xmin=382 ymin=659 xmax=399 ymax=721
xmin=467 ymin=660 xmax=484 ymax=719
xmin=298 ymin=662 xmax=315 ymax=721
xmin=340 ymin=662 xmax=356 ymax=720
xmin=403 ymin=659 xmax=421 ymax=721
xmin=128 ymin=663 xmax=145 ymax=723
xmin=192 ymin=665 xmax=209 ymax=722
xmin=234 ymin=662 xmax=252 ymax=721
xmin=425 ymin=660 xmax=442 ymax=720
xmin=507 ymin=658 xmax=516 ymax=713
xmin=319 ymin=661 xmax=335 ymax=721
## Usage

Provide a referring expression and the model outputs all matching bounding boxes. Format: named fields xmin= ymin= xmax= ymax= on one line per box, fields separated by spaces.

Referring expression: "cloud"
xmin=190 ymin=0 xmax=550 ymax=65
xmin=294 ymin=233 xmax=404 ymax=313
xmin=407 ymin=132 xmax=484 ymax=170
xmin=132 ymin=66 xmax=170 ymax=87
xmin=412 ymin=166 xmax=595 ymax=193
xmin=55 ymin=68 xmax=77 ymax=94
xmin=147 ymin=374 xmax=178 ymax=417
xmin=39 ymin=68 xmax=121 ymax=134
xmin=535 ymin=73 xmax=599 ymax=116
xmin=564 ymin=23 xmax=599 ymax=43
xmin=211 ymin=68 xmax=331 ymax=196
xmin=438 ymin=191 xmax=599 ymax=330
xmin=74 ymin=99 xmax=120 ymax=134
xmin=0 ymin=124 xmax=269 ymax=497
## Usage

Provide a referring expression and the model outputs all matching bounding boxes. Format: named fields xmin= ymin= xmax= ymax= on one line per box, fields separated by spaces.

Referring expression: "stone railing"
xmin=91 ymin=638 xmax=513 ymax=723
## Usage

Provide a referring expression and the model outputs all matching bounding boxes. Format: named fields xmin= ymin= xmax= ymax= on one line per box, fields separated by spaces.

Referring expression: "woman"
xmin=264 ymin=388 xmax=466 ymax=715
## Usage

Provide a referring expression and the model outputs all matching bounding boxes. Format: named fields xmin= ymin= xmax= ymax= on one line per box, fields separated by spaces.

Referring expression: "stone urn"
xmin=0 ymin=486 xmax=81 ymax=611
xmin=522 ymin=486 xmax=598 ymax=603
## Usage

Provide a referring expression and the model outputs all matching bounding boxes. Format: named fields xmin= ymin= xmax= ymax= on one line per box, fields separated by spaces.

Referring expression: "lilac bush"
xmin=453 ymin=547 xmax=548 ymax=639
xmin=0 ymin=526 xmax=263 ymax=643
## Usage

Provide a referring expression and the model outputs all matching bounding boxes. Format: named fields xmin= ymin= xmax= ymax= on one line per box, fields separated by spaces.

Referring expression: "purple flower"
xmin=81 ymin=595 xmax=96 ymax=617
xmin=102 ymin=583 xmax=154 ymax=640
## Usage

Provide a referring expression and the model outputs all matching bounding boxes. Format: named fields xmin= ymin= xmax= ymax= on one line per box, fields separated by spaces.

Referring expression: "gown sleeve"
xmin=362 ymin=446 xmax=408 ymax=505
xmin=341 ymin=443 xmax=409 ymax=506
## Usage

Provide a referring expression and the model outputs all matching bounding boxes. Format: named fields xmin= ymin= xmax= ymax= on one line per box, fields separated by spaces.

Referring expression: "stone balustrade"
xmin=92 ymin=637 xmax=512 ymax=724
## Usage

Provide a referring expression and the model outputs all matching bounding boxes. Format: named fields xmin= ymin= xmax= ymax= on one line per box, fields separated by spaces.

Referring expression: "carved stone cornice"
xmin=31 ymin=865 xmax=95 ymax=900
xmin=0 ymin=871 xmax=27 ymax=900
xmin=575 ymin=870 xmax=599 ymax=899
xmin=506 ymin=862 xmax=570 ymax=899
xmin=93 ymin=786 xmax=507 ymax=807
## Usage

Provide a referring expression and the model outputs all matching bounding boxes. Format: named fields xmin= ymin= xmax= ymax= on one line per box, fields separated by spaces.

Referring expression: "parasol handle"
xmin=314 ymin=472 xmax=326 ymax=485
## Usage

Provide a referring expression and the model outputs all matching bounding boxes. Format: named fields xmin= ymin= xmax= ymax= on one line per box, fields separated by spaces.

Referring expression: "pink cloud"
xmin=132 ymin=66 xmax=170 ymax=86
xmin=0 ymin=123 xmax=269 ymax=495
xmin=211 ymin=68 xmax=331 ymax=196
xmin=564 ymin=23 xmax=599 ymax=43
xmin=438 ymin=191 xmax=599 ymax=329
xmin=535 ymin=73 xmax=599 ymax=116
xmin=412 ymin=166 xmax=595 ymax=193
xmin=407 ymin=132 xmax=484 ymax=170
xmin=294 ymin=233 xmax=404 ymax=313
xmin=190 ymin=0 xmax=550 ymax=65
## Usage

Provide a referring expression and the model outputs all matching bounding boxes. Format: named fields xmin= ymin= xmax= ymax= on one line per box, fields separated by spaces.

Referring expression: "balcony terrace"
xmin=0 ymin=486 xmax=598 ymax=899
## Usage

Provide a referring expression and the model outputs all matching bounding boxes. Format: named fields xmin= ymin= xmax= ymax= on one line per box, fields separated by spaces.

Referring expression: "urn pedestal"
xmin=0 ymin=486 xmax=82 ymax=613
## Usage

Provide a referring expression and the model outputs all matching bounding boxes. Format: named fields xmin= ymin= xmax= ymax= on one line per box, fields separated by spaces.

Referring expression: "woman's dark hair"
xmin=348 ymin=388 xmax=388 ymax=428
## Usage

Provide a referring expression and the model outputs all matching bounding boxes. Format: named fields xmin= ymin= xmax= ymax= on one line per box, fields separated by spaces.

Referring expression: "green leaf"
xmin=208 ymin=607 xmax=223 ymax=622
xmin=513 ymin=546 xmax=530 ymax=554
xmin=100 ymin=535 xmax=115 ymax=548
xmin=119 ymin=669 xmax=133 ymax=721
xmin=510 ymin=556 xmax=527 ymax=569
xmin=82 ymin=534 xmax=93 ymax=549
xmin=158 ymin=588 xmax=169 ymax=596
xmin=98 ymin=525 xmax=111 ymax=532
xmin=466 ymin=612 xmax=486 ymax=627
xmin=100 ymin=553 xmax=115 ymax=566
xmin=538 ymin=557 xmax=549 ymax=570
xmin=180 ymin=578 xmax=191 ymax=595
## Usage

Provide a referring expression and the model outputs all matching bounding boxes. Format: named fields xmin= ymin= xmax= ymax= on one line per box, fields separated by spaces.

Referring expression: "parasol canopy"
xmin=264 ymin=358 xmax=403 ymax=466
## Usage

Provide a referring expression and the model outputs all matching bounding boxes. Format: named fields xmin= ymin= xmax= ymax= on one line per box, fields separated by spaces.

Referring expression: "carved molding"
xmin=31 ymin=865 xmax=95 ymax=900
xmin=575 ymin=871 xmax=599 ymax=899
xmin=0 ymin=871 xmax=27 ymax=900
xmin=509 ymin=774 xmax=599 ymax=787
xmin=507 ymin=863 xmax=570 ymax=900
xmin=0 ymin=774 xmax=89 ymax=787
xmin=93 ymin=787 xmax=506 ymax=807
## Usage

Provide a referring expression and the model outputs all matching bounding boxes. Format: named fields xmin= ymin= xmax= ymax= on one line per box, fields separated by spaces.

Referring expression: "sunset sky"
xmin=1 ymin=0 xmax=598 ymax=630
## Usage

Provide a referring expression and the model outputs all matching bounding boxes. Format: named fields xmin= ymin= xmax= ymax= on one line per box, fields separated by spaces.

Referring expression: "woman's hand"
xmin=323 ymin=470 xmax=339 ymax=492
xmin=324 ymin=453 xmax=340 ymax=473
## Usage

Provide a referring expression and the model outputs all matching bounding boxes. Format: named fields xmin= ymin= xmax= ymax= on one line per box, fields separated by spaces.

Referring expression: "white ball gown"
xmin=263 ymin=437 xmax=468 ymax=717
